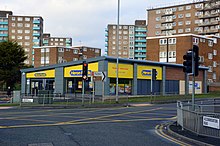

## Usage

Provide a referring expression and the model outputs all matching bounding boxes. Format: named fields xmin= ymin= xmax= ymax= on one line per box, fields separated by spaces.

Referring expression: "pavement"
xmin=156 ymin=122 xmax=220 ymax=146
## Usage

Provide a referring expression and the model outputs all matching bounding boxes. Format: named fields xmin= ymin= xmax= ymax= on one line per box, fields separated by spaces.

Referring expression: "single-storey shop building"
xmin=20 ymin=56 xmax=208 ymax=96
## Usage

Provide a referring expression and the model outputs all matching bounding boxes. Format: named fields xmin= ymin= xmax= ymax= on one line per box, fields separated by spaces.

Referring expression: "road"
xmin=0 ymin=103 xmax=179 ymax=146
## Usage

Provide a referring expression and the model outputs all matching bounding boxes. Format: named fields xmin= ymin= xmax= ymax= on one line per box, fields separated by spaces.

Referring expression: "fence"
xmin=177 ymin=99 xmax=220 ymax=139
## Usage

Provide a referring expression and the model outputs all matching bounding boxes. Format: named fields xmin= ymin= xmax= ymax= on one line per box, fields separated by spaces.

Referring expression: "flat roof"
xmin=20 ymin=56 xmax=208 ymax=73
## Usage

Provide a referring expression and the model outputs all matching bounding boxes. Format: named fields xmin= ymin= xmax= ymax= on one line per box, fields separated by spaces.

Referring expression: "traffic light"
xmin=82 ymin=61 xmax=88 ymax=80
xmin=152 ymin=69 xmax=157 ymax=80
xmin=183 ymin=50 xmax=193 ymax=73
xmin=193 ymin=45 xmax=199 ymax=76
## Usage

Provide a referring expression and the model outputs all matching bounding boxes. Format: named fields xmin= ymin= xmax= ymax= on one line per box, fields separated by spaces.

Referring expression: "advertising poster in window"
xmin=78 ymin=81 xmax=82 ymax=89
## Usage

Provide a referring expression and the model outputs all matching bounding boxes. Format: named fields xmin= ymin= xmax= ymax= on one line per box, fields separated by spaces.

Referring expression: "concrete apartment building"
xmin=105 ymin=20 xmax=147 ymax=60
xmin=43 ymin=33 xmax=72 ymax=47
xmin=34 ymin=46 xmax=101 ymax=67
xmin=7 ymin=15 xmax=43 ymax=66
xmin=147 ymin=34 xmax=220 ymax=89
xmin=0 ymin=11 xmax=13 ymax=42
xmin=147 ymin=1 xmax=220 ymax=37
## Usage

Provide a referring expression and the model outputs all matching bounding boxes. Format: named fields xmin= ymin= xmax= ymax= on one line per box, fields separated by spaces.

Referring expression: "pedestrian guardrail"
xmin=177 ymin=99 xmax=220 ymax=139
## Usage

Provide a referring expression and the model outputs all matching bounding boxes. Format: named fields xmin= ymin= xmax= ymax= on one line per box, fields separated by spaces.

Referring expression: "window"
xmin=195 ymin=3 xmax=203 ymax=9
xmin=186 ymin=5 xmax=191 ymax=10
xmin=41 ymin=57 xmax=49 ymax=64
xmin=12 ymin=23 xmax=15 ymax=27
xmin=123 ymin=36 xmax=128 ymax=39
xmin=156 ymin=24 xmax=160 ymax=28
xmin=25 ymin=17 xmax=30 ymax=21
xmin=17 ymin=30 xmax=23 ymax=34
xmin=112 ymin=51 xmax=115 ymax=54
xmin=11 ymin=29 xmax=15 ymax=33
xmin=60 ymin=38 xmax=63 ymax=41
xmin=168 ymin=38 xmax=176 ymax=44
xmin=172 ymin=15 xmax=176 ymax=19
xmin=208 ymin=40 xmax=213 ymax=47
xmin=17 ymin=23 xmax=23 ymax=27
xmin=159 ymin=39 xmax=167 ymax=45
xmin=213 ymin=61 xmax=217 ymax=67
xmin=73 ymin=49 xmax=78 ymax=54
xmin=123 ymin=31 xmax=128 ymax=34
xmin=178 ymin=29 xmax=183 ymax=33
xmin=178 ymin=6 xmax=184 ymax=11
xmin=25 ymin=36 xmax=30 ymax=40
xmin=113 ymin=31 xmax=116 ymax=34
xmin=185 ymin=21 xmax=191 ymax=25
xmin=66 ymin=48 xmax=70 ymax=51
xmin=60 ymin=43 xmax=63 ymax=45
xmin=25 ymin=23 xmax=30 ymax=27
xmin=17 ymin=36 xmax=22 ymax=39
xmin=119 ymin=26 xmax=122 ymax=29
xmin=25 ymin=42 xmax=30 ymax=46
xmin=123 ymin=26 xmax=128 ymax=29
xmin=83 ymin=47 xmax=87 ymax=51
xmin=24 ymin=48 xmax=30 ymax=52
xmin=156 ymin=10 xmax=161 ymax=14
xmin=112 ymin=46 xmax=115 ymax=50
xmin=18 ymin=42 xmax=22 ymax=45
xmin=73 ymin=58 xmax=78 ymax=61
xmin=11 ymin=17 xmax=15 ymax=21
xmin=178 ymin=14 xmax=184 ymax=18
xmin=185 ymin=28 xmax=191 ymax=32
xmin=208 ymin=53 xmax=213 ymax=60
xmin=95 ymin=49 xmax=100 ymax=53
xmin=55 ymin=38 xmax=58 ymax=41
xmin=58 ymin=48 xmax=64 ymax=52
xmin=193 ymin=37 xmax=199 ymax=44
xmin=11 ymin=36 xmax=15 ymax=39
xmin=178 ymin=21 xmax=183 ymax=26
xmin=113 ymin=26 xmax=116 ymax=29
xmin=17 ymin=17 xmax=23 ymax=21
xmin=213 ymin=50 xmax=217 ymax=56
xmin=208 ymin=66 xmax=212 ymax=72
xmin=25 ymin=30 xmax=30 ymax=34
xmin=172 ymin=8 xmax=177 ymax=12
xmin=156 ymin=17 xmax=160 ymax=21
xmin=185 ymin=13 xmax=191 ymax=18
xmin=213 ymin=72 xmax=216 ymax=80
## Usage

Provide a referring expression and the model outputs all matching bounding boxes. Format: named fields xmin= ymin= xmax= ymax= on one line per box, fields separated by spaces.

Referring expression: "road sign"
xmin=92 ymin=72 xmax=106 ymax=82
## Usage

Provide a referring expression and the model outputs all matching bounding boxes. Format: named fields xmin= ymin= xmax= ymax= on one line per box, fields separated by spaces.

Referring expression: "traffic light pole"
xmin=192 ymin=50 xmax=195 ymax=110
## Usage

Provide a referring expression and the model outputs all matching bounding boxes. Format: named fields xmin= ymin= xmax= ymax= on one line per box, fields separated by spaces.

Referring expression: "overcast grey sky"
xmin=1 ymin=0 xmax=191 ymax=54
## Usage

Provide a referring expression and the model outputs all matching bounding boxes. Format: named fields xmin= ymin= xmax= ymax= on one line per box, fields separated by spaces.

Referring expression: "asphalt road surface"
xmin=0 ymin=103 xmax=179 ymax=146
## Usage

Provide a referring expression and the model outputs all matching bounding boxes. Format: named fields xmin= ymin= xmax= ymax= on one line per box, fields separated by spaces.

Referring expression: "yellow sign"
xmin=26 ymin=69 xmax=55 ymax=78
xmin=108 ymin=63 xmax=133 ymax=78
xmin=64 ymin=62 xmax=98 ymax=77
xmin=137 ymin=66 xmax=162 ymax=80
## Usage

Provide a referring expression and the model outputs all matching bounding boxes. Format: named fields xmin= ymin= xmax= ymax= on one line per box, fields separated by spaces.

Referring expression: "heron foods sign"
xmin=64 ymin=62 xmax=98 ymax=77
xmin=137 ymin=65 xmax=162 ymax=80
xmin=26 ymin=69 xmax=55 ymax=78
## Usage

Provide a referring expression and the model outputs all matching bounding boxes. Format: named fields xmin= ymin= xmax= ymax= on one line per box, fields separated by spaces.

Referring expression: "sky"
xmin=1 ymin=0 xmax=191 ymax=55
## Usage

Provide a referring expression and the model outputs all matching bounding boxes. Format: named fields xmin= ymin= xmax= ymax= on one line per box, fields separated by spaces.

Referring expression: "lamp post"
xmin=116 ymin=0 xmax=120 ymax=103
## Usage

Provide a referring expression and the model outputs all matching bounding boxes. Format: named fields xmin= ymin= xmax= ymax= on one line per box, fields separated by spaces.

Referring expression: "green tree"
xmin=0 ymin=40 xmax=27 ymax=89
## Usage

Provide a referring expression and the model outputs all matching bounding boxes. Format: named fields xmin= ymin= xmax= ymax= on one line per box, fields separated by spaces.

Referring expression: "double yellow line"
xmin=155 ymin=125 xmax=191 ymax=146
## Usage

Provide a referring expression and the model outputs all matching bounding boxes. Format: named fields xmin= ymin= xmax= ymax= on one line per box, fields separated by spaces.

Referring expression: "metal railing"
xmin=177 ymin=99 xmax=220 ymax=139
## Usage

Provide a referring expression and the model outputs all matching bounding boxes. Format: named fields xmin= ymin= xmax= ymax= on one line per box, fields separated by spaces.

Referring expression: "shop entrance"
xmin=30 ymin=79 xmax=54 ymax=95
xmin=109 ymin=78 xmax=132 ymax=95
xmin=66 ymin=78 xmax=92 ymax=94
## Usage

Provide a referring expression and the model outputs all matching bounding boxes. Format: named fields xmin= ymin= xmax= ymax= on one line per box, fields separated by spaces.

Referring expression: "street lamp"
xmin=116 ymin=0 xmax=120 ymax=103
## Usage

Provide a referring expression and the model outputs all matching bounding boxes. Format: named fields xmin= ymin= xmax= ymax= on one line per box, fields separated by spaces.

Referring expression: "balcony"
xmin=134 ymin=54 xmax=146 ymax=58
xmin=161 ymin=18 xmax=173 ymax=23
xmin=161 ymin=11 xmax=174 ymax=16
xmin=198 ymin=29 xmax=219 ymax=34
xmin=33 ymin=27 xmax=40 ymax=30
xmin=43 ymin=40 xmax=48 ymax=44
xmin=33 ymin=20 xmax=40 ymax=24
xmin=134 ymin=44 xmax=146 ymax=48
xmin=135 ymin=28 xmax=146 ymax=32
xmin=105 ymin=44 xmax=108 ymax=47
xmin=105 ymin=28 xmax=108 ymax=32
xmin=0 ymin=27 xmax=8 ymax=31
xmin=66 ymin=39 xmax=71 ymax=43
xmin=198 ymin=13 xmax=219 ymax=19
xmin=134 ymin=50 xmax=146 ymax=53
xmin=105 ymin=38 xmax=108 ymax=42
xmin=33 ymin=39 xmax=40 ymax=42
xmin=0 ymin=34 xmax=8 ymax=37
xmin=161 ymin=26 xmax=173 ymax=30
xmin=105 ymin=33 xmax=108 ymax=37
xmin=0 ymin=21 xmax=8 ymax=25
xmin=135 ymin=33 xmax=146 ymax=37
xmin=135 ymin=39 xmax=146 ymax=43
xmin=33 ymin=33 xmax=40 ymax=36
xmin=198 ymin=21 xmax=219 ymax=26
